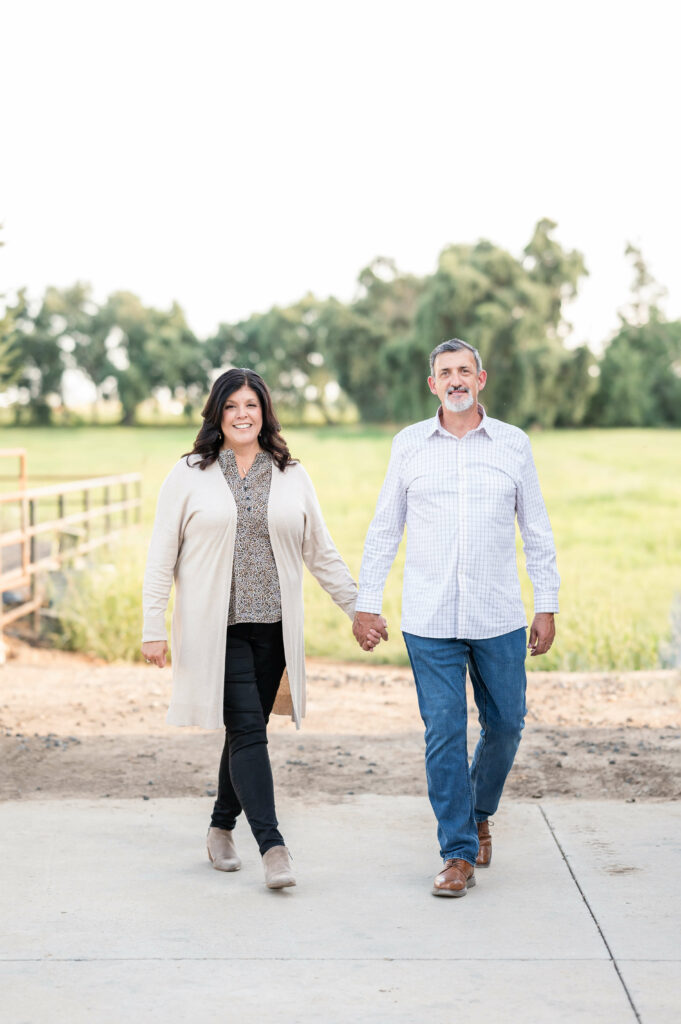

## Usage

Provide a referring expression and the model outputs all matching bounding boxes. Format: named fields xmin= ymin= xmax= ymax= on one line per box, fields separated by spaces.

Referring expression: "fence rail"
xmin=0 ymin=448 xmax=27 ymax=490
xmin=0 ymin=449 xmax=142 ymax=647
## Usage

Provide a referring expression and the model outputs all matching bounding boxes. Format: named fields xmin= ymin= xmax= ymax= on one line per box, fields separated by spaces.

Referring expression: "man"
xmin=352 ymin=339 xmax=559 ymax=898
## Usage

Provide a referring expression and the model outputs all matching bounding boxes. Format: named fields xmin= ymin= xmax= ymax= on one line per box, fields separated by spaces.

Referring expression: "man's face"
xmin=428 ymin=349 xmax=487 ymax=412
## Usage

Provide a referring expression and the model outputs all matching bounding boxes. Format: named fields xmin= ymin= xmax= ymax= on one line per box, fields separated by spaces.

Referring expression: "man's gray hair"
xmin=429 ymin=339 xmax=483 ymax=375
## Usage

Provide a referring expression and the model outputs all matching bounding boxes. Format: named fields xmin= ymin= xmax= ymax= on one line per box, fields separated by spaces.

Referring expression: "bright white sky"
xmin=1 ymin=0 xmax=679 ymax=354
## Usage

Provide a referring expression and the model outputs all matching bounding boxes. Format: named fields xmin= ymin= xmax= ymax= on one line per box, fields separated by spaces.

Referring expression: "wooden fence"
xmin=0 ymin=448 xmax=142 ymax=648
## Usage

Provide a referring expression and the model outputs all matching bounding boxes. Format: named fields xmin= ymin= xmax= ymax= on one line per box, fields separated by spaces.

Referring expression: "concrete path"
xmin=0 ymin=797 xmax=678 ymax=1023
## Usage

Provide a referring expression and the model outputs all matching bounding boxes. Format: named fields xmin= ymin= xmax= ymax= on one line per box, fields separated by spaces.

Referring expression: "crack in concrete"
xmin=539 ymin=804 xmax=642 ymax=1023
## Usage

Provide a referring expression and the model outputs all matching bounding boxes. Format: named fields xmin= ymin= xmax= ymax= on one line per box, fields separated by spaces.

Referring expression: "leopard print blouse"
xmin=217 ymin=449 xmax=282 ymax=625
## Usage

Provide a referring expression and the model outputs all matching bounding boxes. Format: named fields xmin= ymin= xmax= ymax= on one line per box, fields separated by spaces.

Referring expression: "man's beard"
xmin=444 ymin=389 xmax=474 ymax=413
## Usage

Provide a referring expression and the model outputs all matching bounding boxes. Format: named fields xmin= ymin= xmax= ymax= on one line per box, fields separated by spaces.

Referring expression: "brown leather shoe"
xmin=476 ymin=820 xmax=492 ymax=868
xmin=432 ymin=859 xmax=476 ymax=897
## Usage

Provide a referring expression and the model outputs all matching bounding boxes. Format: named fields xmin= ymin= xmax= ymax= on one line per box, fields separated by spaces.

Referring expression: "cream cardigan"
xmin=142 ymin=454 xmax=357 ymax=729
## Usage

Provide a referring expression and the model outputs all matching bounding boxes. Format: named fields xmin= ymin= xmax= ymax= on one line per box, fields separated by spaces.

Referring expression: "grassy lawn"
xmin=2 ymin=424 xmax=680 ymax=670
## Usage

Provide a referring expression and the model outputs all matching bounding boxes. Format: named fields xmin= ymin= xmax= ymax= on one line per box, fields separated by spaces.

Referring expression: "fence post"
xmin=57 ymin=494 xmax=65 ymax=555
xmin=21 ymin=492 xmax=29 ymax=581
xmin=1 ymin=469 xmax=142 ymax=651
xmin=83 ymin=488 xmax=90 ymax=547
xmin=29 ymin=498 xmax=40 ymax=634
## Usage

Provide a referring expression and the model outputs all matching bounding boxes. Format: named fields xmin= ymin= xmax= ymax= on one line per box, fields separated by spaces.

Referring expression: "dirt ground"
xmin=1 ymin=638 xmax=680 ymax=804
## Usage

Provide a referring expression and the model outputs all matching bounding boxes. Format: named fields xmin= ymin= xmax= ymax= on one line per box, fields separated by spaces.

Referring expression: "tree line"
xmin=2 ymin=219 xmax=680 ymax=428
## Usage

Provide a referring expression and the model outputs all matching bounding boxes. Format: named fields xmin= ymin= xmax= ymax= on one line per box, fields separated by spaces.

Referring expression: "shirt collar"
xmin=218 ymin=449 xmax=269 ymax=473
xmin=428 ymin=404 xmax=495 ymax=440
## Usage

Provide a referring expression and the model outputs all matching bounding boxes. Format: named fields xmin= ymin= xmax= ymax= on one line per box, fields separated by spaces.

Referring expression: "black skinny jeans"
xmin=210 ymin=621 xmax=286 ymax=855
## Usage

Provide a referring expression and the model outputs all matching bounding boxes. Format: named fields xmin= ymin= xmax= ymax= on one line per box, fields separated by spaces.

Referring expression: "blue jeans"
xmin=403 ymin=628 xmax=527 ymax=865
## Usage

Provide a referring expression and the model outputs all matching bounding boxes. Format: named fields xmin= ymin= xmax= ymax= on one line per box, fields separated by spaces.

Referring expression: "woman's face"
xmin=220 ymin=385 xmax=264 ymax=449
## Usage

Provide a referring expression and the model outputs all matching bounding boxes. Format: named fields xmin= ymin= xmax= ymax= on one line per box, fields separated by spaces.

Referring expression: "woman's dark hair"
xmin=184 ymin=368 xmax=296 ymax=472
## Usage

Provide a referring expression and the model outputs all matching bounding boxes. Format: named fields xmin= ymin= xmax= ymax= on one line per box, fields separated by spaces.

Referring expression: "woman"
xmin=141 ymin=368 xmax=382 ymax=891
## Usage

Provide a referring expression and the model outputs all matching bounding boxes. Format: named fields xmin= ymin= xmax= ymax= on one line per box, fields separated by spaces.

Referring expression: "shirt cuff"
xmin=142 ymin=612 xmax=168 ymax=642
xmin=534 ymin=595 xmax=559 ymax=614
xmin=354 ymin=592 xmax=384 ymax=615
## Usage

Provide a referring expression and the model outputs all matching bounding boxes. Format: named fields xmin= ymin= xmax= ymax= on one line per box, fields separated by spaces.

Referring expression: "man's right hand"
xmin=141 ymin=640 xmax=168 ymax=667
xmin=352 ymin=612 xmax=389 ymax=652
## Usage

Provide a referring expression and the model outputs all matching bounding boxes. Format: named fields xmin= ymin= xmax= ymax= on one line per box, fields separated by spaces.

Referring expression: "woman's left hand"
xmin=141 ymin=640 xmax=168 ymax=667
xmin=353 ymin=613 xmax=389 ymax=652
xmin=364 ymin=628 xmax=383 ymax=652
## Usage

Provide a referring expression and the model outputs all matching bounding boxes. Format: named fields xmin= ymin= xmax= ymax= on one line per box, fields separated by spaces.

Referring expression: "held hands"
xmin=528 ymin=613 xmax=555 ymax=657
xmin=352 ymin=612 xmax=389 ymax=653
xmin=141 ymin=640 xmax=168 ymax=668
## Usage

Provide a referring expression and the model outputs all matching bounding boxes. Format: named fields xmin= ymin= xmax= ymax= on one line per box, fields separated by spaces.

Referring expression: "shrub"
xmin=49 ymin=539 xmax=170 ymax=662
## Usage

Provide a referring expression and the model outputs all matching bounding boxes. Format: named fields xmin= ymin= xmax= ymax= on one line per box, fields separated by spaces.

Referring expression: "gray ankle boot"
xmin=207 ymin=827 xmax=241 ymax=871
xmin=262 ymin=845 xmax=296 ymax=889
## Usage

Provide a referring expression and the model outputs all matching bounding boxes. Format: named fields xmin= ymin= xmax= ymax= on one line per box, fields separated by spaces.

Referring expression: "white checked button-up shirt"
xmin=356 ymin=407 xmax=560 ymax=639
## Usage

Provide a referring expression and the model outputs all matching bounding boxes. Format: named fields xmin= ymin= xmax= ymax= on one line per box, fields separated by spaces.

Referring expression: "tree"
xmin=388 ymin=221 xmax=589 ymax=427
xmin=0 ymin=295 xmax=24 ymax=395
xmin=590 ymin=245 xmax=681 ymax=426
xmin=617 ymin=242 xmax=668 ymax=328
xmin=523 ymin=217 xmax=587 ymax=328
xmin=591 ymin=319 xmax=681 ymax=427
xmin=207 ymin=294 xmax=341 ymax=423
xmin=11 ymin=287 xmax=74 ymax=424
xmin=57 ymin=284 xmax=117 ymax=420
xmin=95 ymin=292 xmax=207 ymax=424
xmin=552 ymin=344 xmax=598 ymax=427
xmin=143 ymin=301 xmax=209 ymax=419
xmin=0 ymin=229 xmax=24 ymax=394
xmin=320 ymin=299 xmax=391 ymax=421
xmin=323 ymin=258 xmax=426 ymax=422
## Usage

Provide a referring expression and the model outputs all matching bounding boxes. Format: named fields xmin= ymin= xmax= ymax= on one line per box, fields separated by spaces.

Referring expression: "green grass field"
xmin=2 ymin=425 xmax=680 ymax=670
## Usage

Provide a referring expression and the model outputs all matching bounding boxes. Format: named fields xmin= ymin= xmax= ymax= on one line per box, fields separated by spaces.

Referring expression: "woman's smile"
xmin=221 ymin=385 xmax=263 ymax=448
